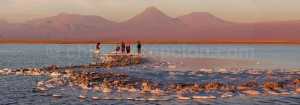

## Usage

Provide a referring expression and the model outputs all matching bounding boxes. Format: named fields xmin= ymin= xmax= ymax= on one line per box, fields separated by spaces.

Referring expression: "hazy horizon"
xmin=1 ymin=0 xmax=300 ymax=23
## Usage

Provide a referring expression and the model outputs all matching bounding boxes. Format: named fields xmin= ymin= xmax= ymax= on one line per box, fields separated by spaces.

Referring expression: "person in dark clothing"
xmin=137 ymin=41 xmax=142 ymax=54
xmin=116 ymin=46 xmax=121 ymax=53
xmin=96 ymin=42 xmax=101 ymax=50
xmin=126 ymin=45 xmax=131 ymax=54
xmin=121 ymin=41 xmax=126 ymax=53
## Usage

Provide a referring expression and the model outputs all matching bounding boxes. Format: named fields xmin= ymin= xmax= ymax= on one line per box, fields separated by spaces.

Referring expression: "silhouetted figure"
xmin=116 ymin=46 xmax=121 ymax=53
xmin=121 ymin=41 xmax=126 ymax=53
xmin=126 ymin=45 xmax=131 ymax=54
xmin=96 ymin=42 xmax=101 ymax=50
xmin=93 ymin=42 xmax=101 ymax=64
xmin=137 ymin=41 xmax=142 ymax=54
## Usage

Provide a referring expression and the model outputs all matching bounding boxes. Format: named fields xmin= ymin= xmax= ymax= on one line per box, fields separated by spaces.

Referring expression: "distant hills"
xmin=1 ymin=6 xmax=300 ymax=43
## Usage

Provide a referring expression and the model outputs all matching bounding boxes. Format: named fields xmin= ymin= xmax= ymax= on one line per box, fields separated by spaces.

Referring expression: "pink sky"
xmin=1 ymin=0 xmax=300 ymax=23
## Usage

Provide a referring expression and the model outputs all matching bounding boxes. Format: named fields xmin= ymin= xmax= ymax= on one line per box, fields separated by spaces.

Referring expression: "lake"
xmin=0 ymin=44 xmax=300 ymax=69
xmin=0 ymin=44 xmax=300 ymax=105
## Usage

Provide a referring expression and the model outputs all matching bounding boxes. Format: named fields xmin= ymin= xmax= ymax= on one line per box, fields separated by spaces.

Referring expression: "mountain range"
xmin=1 ymin=6 xmax=300 ymax=43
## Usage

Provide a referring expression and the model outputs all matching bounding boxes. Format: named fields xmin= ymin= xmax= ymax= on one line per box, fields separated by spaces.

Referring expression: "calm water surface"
xmin=0 ymin=44 xmax=300 ymax=68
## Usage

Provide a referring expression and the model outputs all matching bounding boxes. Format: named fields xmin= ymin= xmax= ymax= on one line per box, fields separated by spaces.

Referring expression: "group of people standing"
xmin=95 ymin=41 xmax=142 ymax=55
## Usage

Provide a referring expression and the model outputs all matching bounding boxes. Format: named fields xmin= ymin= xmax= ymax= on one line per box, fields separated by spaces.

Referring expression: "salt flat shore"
xmin=0 ymin=64 xmax=299 ymax=102
xmin=0 ymin=56 xmax=299 ymax=104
